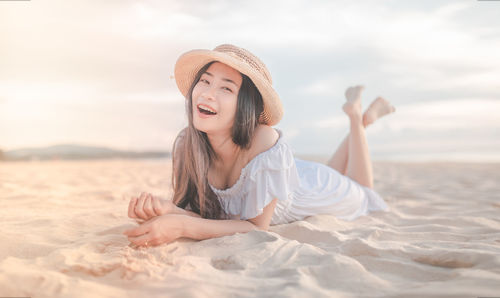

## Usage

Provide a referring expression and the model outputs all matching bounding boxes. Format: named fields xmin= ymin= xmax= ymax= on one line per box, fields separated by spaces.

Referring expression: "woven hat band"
xmin=213 ymin=44 xmax=273 ymax=85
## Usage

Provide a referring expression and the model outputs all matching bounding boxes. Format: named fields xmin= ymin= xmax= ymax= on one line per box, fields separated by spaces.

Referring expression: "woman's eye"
xmin=200 ymin=79 xmax=209 ymax=84
xmin=222 ymin=87 xmax=233 ymax=93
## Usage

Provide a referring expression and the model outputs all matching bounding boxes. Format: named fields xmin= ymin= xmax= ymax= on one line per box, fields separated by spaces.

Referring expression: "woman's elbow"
xmin=250 ymin=222 xmax=270 ymax=231
xmin=247 ymin=210 xmax=274 ymax=231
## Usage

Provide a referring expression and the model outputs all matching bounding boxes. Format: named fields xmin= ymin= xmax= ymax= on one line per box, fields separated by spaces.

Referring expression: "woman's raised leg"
xmin=342 ymin=86 xmax=373 ymax=188
xmin=327 ymin=94 xmax=396 ymax=176
xmin=326 ymin=135 xmax=349 ymax=174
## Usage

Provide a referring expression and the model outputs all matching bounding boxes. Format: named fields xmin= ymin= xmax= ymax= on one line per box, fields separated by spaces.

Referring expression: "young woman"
xmin=124 ymin=44 xmax=395 ymax=248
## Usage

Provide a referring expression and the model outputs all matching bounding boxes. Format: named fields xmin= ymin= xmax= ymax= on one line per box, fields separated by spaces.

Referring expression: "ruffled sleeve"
xmin=238 ymin=141 xmax=300 ymax=220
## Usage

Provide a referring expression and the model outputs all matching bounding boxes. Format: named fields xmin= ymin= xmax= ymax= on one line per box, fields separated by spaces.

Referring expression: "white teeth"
xmin=198 ymin=105 xmax=216 ymax=114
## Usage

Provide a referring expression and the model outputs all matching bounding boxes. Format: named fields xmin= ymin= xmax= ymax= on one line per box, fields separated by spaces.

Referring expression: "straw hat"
xmin=174 ymin=44 xmax=283 ymax=126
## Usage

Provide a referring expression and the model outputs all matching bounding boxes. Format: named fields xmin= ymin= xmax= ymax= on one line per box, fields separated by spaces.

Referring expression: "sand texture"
xmin=0 ymin=160 xmax=499 ymax=298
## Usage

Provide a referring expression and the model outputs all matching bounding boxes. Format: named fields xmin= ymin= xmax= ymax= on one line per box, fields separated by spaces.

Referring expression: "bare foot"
xmin=363 ymin=97 xmax=396 ymax=127
xmin=343 ymin=85 xmax=364 ymax=118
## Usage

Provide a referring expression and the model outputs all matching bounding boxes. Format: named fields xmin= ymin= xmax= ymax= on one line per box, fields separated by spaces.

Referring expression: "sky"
xmin=1 ymin=0 xmax=499 ymax=161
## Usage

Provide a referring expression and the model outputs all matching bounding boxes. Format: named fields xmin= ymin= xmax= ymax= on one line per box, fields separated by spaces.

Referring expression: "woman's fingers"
xmin=129 ymin=192 xmax=164 ymax=220
xmin=135 ymin=192 xmax=148 ymax=219
xmin=124 ymin=222 xmax=149 ymax=237
xmin=124 ymin=221 xmax=156 ymax=247
xmin=143 ymin=194 xmax=156 ymax=218
xmin=128 ymin=234 xmax=153 ymax=247
xmin=152 ymin=196 xmax=164 ymax=216
xmin=125 ymin=229 xmax=151 ymax=247
xmin=128 ymin=197 xmax=138 ymax=218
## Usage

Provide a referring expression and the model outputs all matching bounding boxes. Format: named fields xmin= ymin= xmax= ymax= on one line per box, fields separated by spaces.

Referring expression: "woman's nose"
xmin=200 ymin=86 xmax=216 ymax=101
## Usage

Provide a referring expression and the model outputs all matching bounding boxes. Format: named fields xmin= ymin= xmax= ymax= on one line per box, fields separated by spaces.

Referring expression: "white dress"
xmin=209 ymin=129 xmax=390 ymax=225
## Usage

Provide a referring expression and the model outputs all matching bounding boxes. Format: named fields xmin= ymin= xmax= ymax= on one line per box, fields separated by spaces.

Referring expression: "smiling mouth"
xmin=197 ymin=105 xmax=217 ymax=115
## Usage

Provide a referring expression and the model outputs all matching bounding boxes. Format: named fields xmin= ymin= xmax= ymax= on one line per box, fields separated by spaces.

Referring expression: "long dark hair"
xmin=171 ymin=61 xmax=264 ymax=219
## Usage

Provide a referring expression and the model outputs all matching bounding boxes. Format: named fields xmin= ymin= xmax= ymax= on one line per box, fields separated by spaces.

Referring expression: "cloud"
xmin=293 ymin=1 xmax=500 ymax=102
xmin=0 ymin=99 xmax=187 ymax=151
xmin=3 ymin=0 xmax=499 ymax=103
xmin=1 ymin=0 xmax=499 ymax=161
xmin=312 ymin=98 xmax=500 ymax=132
xmin=288 ymin=98 xmax=500 ymax=158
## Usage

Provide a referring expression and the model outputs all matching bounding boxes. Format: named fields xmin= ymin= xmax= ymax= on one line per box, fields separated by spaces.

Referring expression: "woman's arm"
xmin=124 ymin=214 xmax=258 ymax=247
xmin=182 ymin=216 xmax=258 ymax=240
xmin=172 ymin=205 xmax=201 ymax=218
xmin=128 ymin=192 xmax=202 ymax=220
xmin=125 ymin=198 xmax=278 ymax=246
xmin=182 ymin=197 xmax=277 ymax=239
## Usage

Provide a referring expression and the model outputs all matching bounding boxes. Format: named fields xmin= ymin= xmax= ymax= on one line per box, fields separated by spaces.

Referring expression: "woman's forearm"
xmin=173 ymin=205 xmax=201 ymax=218
xmin=181 ymin=216 xmax=258 ymax=240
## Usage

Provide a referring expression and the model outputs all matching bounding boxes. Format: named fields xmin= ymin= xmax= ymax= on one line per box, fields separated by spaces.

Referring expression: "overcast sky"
xmin=1 ymin=0 xmax=499 ymax=161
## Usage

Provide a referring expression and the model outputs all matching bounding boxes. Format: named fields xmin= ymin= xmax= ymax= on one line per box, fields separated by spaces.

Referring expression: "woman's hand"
xmin=127 ymin=192 xmax=177 ymax=221
xmin=123 ymin=214 xmax=185 ymax=247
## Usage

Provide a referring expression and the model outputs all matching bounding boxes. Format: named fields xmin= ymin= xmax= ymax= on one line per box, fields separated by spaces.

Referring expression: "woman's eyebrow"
xmin=204 ymin=71 xmax=239 ymax=88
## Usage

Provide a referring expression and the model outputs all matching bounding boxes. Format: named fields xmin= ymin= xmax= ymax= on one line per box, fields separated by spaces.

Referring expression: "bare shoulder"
xmin=247 ymin=124 xmax=279 ymax=159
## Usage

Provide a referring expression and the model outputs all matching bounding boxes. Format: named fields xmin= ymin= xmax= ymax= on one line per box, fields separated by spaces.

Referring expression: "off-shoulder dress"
xmin=209 ymin=129 xmax=389 ymax=225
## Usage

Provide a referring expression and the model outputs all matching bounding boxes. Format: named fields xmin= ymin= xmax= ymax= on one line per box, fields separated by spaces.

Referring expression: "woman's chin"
xmin=193 ymin=120 xmax=210 ymax=133
xmin=193 ymin=117 xmax=233 ymax=135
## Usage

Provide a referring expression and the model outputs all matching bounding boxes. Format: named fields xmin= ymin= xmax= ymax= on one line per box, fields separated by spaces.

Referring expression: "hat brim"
xmin=174 ymin=49 xmax=283 ymax=126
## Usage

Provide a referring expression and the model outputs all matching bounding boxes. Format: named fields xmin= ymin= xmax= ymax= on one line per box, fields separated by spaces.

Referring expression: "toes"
xmin=345 ymin=85 xmax=364 ymax=101
xmin=374 ymin=97 xmax=396 ymax=113
xmin=345 ymin=87 xmax=353 ymax=97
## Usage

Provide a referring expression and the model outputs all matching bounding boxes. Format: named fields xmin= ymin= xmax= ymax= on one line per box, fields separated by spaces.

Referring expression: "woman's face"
xmin=191 ymin=62 xmax=242 ymax=135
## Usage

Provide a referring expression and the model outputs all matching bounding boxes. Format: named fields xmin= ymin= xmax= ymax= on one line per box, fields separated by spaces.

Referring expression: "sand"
xmin=0 ymin=159 xmax=499 ymax=298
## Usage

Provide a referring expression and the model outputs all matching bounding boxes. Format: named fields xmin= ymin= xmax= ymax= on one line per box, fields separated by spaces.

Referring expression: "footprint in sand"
xmin=413 ymin=255 xmax=475 ymax=269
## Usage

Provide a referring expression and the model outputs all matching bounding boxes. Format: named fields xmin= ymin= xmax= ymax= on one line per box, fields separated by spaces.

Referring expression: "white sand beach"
xmin=0 ymin=159 xmax=499 ymax=298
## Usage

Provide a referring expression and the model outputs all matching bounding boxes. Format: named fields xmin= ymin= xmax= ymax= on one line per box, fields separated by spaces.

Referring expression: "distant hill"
xmin=0 ymin=144 xmax=170 ymax=161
